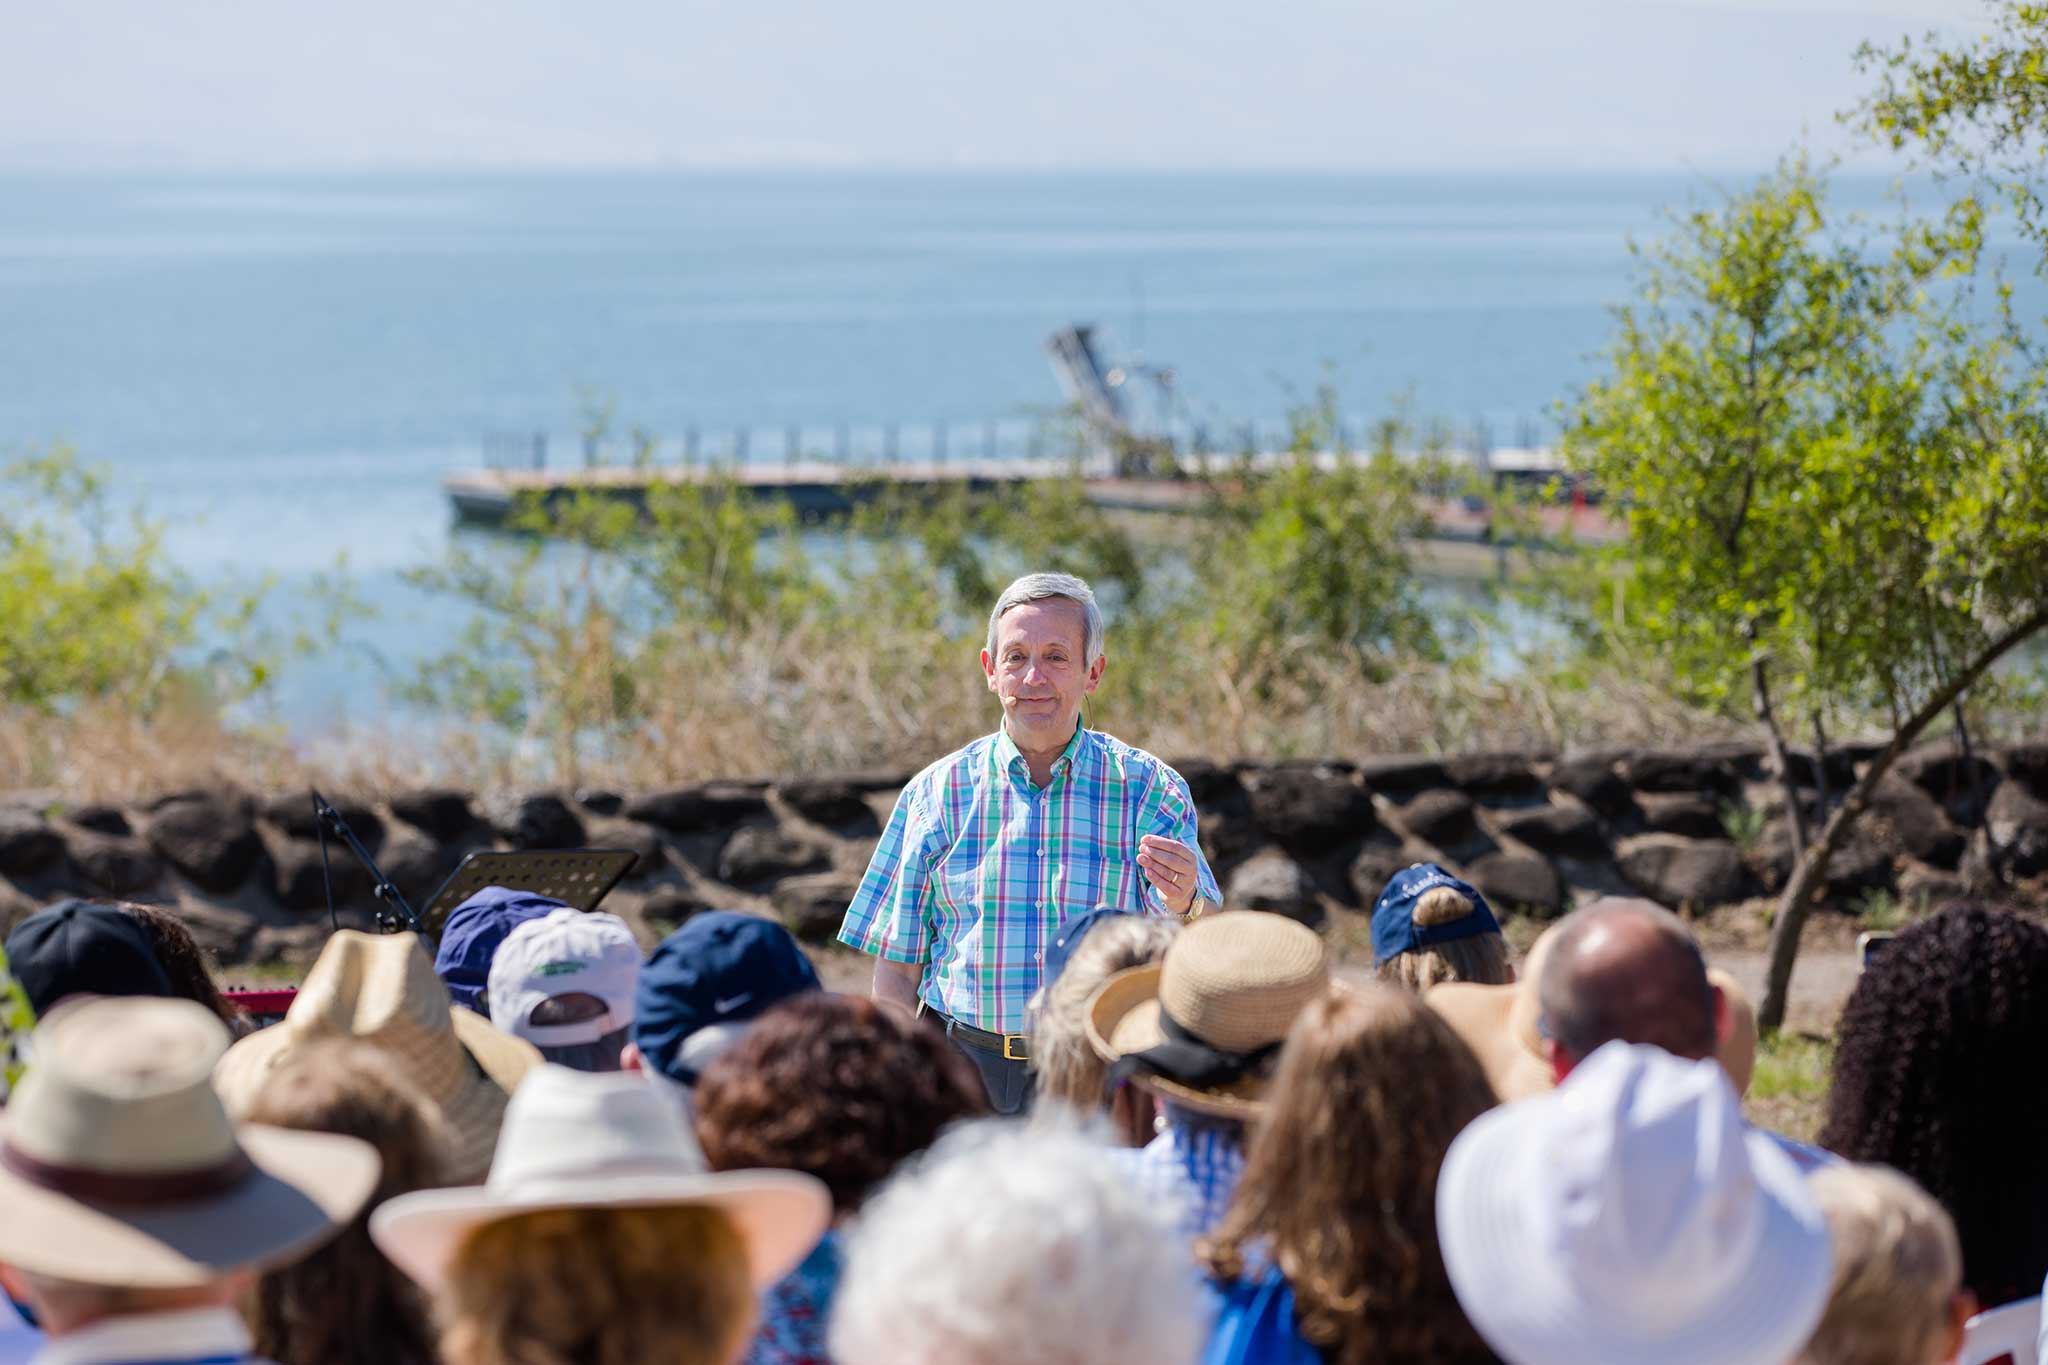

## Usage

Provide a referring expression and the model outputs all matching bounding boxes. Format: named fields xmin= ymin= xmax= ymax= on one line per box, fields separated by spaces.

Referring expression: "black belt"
xmin=934 ymin=1011 xmax=1029 ymax=1062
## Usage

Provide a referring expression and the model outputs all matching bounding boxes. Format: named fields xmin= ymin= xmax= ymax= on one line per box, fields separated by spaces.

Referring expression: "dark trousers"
xmin=926 ymin=1012 xmax=1037 ymax=1115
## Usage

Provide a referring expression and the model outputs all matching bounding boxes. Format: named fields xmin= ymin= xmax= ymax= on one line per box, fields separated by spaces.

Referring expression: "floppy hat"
xmin=5 ymin=899 xmax=174 ymax=1016
xmin=0 ymin=996 xmax=379 ymax=1288
xmin=215 ymin=931 xmax=540 ymax=1183
xmin=434 ymin=887 xmax=570 ymax=1015
xmin=1436 ymin=1041 xmax=1832 ymax=1365
xmin=1370 ymin=863 xmax=1500 ymax=964
xmin=488 ymin=908 xmax=640 ymax=1049
xmin=633 ymin=912 xmax=819 ymax=1086
xmin=1085 ymin=911 xmax=1331 ymax=1119
xmin=371 ymin=1065 xmax=830 ymax=1291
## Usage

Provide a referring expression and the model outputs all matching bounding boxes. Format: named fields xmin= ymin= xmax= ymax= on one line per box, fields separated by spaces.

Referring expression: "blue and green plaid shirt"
xmin=838 ymin=724 xmax=1221 ymax=1034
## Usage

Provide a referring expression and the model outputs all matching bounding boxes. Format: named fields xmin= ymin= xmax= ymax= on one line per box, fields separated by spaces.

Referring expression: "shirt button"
xmin=1034 ymin=951 xmax=1043 ymax=963
xmin=1036 ymin=847 xmax=1045 ymax=857
xmin=1035 ymin=901 xmax=1045 ymax=911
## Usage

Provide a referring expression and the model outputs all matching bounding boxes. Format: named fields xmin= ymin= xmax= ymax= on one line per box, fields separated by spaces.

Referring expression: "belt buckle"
xmin=1002 ymin=1034 xmax=1028 ymax=1062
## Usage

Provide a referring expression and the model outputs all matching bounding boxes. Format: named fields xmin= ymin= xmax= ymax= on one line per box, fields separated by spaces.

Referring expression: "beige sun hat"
xmin=1427 ymin=925 xmax=1759 ymax=1100
xmin=215 ymin=931 xmax=540 ymax=1184
xmin=372 ymin=1065 xmax=831 ymax=1293
xmin=0 ymin=996 xmax=380 ymax=1288
xmin=1085 ymin=911 xmax=1333 ymax=1119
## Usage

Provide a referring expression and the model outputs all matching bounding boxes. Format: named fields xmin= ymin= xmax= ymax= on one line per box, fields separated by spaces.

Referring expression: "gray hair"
xmin=985 ymin=573 xmax=1105 ymax=665
xmin=829 ymin=1118 xmax=1204 ymax=1365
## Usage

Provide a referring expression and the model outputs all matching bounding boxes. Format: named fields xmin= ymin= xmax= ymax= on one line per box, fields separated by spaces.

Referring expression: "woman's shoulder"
xmin=1202 ymin=1265 xmax=1325 ymax=1365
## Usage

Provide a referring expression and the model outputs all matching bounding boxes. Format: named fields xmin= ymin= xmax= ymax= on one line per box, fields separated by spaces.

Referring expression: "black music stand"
xmin=418 ymin=849 xmax=639 ymax=935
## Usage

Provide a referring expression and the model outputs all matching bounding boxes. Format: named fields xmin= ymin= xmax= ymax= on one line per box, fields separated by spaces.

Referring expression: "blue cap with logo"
xmin=632 ymin=911 xmax=821 ymax=1086
xmin=1042 ymin=907 xmax=1134 ymax=989
xmin=1370 ymin=863 xmax=1500 ymax=963
xmin=434 ymin=886 xmax=571 ymax=1015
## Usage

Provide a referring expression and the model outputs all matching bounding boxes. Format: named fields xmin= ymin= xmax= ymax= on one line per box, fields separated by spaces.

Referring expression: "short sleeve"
xmin=837 ymin=781 xmax=939 ymax=965
xmin=1137 ymin=761 xmax=1223 ymax=916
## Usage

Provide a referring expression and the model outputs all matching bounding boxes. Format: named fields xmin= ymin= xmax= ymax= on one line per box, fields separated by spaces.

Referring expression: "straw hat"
xmin=372 ymin=1065 xmax=830 ymax=1292
xmin=1427 ymin=926 xmax=1759 ymax=1100
xmin=0 ymin=996 xmax=380 ymax=1288
xmin=1085 ymin=911 xmax=1332 ymax=1119
xmin=215 ymin=931 xmax=541 ymax=1183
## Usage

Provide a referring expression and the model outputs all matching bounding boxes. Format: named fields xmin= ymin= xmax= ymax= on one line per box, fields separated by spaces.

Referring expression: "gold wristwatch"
xmin=1183 ymin=893 xmax=1217 ymax=925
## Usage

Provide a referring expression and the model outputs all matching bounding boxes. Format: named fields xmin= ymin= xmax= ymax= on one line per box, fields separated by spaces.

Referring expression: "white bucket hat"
xmin=371 ymin=1064 xmax=830 ymax=1291
xmin=1436 ymin=1040 xmax=1833 ymax=1365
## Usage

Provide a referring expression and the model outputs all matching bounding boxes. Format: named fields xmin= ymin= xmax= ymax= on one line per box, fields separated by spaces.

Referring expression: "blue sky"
xmin=1 ymin=0 xmax=1991 ymax=171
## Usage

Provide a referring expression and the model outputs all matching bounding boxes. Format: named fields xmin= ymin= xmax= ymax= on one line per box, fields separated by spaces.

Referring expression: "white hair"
xmin=829 ymin=1119 xmax=1204 ymax=1365
xmin=985 ymin=573 xmax=1105 ymax=665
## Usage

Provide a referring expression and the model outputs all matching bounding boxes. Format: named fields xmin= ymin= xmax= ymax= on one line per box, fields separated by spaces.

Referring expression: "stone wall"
xmin=2 ymin=741 xmax=2044 ymax=964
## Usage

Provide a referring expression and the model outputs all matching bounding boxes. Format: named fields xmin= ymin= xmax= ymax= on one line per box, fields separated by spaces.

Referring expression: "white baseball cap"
xmin=1436 ymin=1040 xmax=1834 ymax=1365
xmin=488 ymin=909 xmax=641 ymax=1049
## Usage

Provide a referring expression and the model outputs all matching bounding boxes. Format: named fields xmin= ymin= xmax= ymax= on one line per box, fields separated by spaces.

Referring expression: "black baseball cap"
xmin=5 ymin=899 xmax=175 ymax=1016
xmin=632 ymin=912 xmax=820 ymax=1086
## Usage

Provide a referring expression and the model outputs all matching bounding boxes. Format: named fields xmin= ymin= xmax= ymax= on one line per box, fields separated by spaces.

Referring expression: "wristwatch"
xmin=1183 ymin=893 xmax=1217 ymax=925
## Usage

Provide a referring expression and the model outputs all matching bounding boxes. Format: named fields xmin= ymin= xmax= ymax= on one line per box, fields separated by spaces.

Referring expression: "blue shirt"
xmin=1116 ymin=1107 xmax=1248 ymax=1242
xmin=838 ymin=725 xmax=1219 ymax=1033
xmin=1203 ymin=1267 xmax=1324 ymax=1365
xmin=745 ymin=1228 xmax=840 ymax=1365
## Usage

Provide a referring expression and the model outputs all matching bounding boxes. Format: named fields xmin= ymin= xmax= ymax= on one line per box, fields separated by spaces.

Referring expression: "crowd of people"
xmin=0 ymin=570 xmax=2041 ymax=1365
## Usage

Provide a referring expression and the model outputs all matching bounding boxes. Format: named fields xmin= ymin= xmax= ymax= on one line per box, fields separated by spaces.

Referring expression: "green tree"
xmin=1566 ymin=162 xmax=2048 ymax=1031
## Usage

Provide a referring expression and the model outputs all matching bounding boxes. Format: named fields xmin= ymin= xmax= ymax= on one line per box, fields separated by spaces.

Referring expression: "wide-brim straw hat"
xmin=1085 ymin=911 xmax=1333 ymax=1120
xmin=216 ymin=931 xmax=540 ymax=1184
xmin=372 ymin=1066 xmax=830 ymax=1292
xmin=1426 ymin=924 xmax=1759 ymax=1101
xmin=0 ymin=996 xmax=380 ymax=1288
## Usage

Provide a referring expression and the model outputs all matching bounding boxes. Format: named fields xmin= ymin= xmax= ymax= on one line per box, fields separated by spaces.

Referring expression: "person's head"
xmin=4 ymin=898 xmax=172 ymax=1016
xmin=1206 ymin=987 xmax=1497 ymax=1365
xmin=625 ymin=912 xmax=820 ymax=1097
xmin=1437 ymin=1042 xmax=1832 ymax=1365
xmin=1029 ymin=911 xmax=1180 ymax=1141
xmin=433 ymin=887 xmax=572 ymax=1016
xmin=1795 ymin=1163 xmax=1972 ymax=1365
xmin=117 ymin=902 xmax=242 ymax=1029
xmin=1537 ymin=896 xmax=1721 ymax=1080
xmin=371 ymin=1066 xmax=832 ymax=1365
xmin=829 ymin=1120 xmax=1205 ymax=1365
xmin=1820 ymin=903 xmax=2048 ymax=1307
xmin=1371 ymin=864 xmax=1511 ymax=993
xmin=0 ymin=997 xmax=380 ymax=1334
xmin=981 ymin=572 xmax=1105 ymax=750
xmin=487 ymin=908 xmax=640 ymax=1071
xmin=694 ymin=994 xmax=986 ymax=1216
xmin=235 ymin=1040 xmax=450 ymax=1365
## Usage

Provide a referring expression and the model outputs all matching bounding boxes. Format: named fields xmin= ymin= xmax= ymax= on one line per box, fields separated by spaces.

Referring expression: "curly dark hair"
xmin=117 ymin=902 xmax=241 ymax=1029
xmin=1821 ymin=904 xmax=2048 ymax=1308
xmin=693 ymin=994 xmax=988 ymax=1213
xmin=1204 ymin=987 xmax=1500 ymax=1365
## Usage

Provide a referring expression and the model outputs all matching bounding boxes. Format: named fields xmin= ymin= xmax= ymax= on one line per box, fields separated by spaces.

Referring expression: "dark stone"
xmin=0 ymin=882 xmax=36 ymax=940
xmin=1197 ymin=809 xmax=1262 ymax=871
xmin=1898 ymin=861 xmax=1968 ymax=908
xmin=772 ymin=873 xmax=860 ymax=942
xmin=1893 ymin=745 xmax=2002 ymax=815
xmin=584 ymin=817 xmax=668 ymax=880
xmin=1225 ymin=849 xmax=1323 ymax=927
xmin=778 ymin=778 xmax=878 ymax=829
xmin=576 ymin=788 xmax=625 ymax=817
xmin=388 ymin=788 xmax=477 ymax=843
xmin=1780 ymin=746 xmax=1862 ymax=790
xmin=64 ymin=828 xmax=163 ymax=896
xmin=1348 ymin=840 xmax=1417 ymax=907
xmin=1986 ymin=780 xmax=2048 ymax=878
xmin=487 ymin=793 xmax=585 ymax=851
xmin=162 ymin=903 xmax=256 ymax=964
xmin=1464 ymin=850 xmax=1566 ymax=916
xmin=144 ymin=796 xmax=263 ymax=893
xmin=1616 ymin=834 xmax=1751 ymax=910
xmin=719 ymin=825 xmax=831 ymax=886
xmin=1241 ymin=765 xmax=1377 ymax=857
xmin=1821 ymin=827 xmax=1896 ymax=899
xmin=1394 ymin=789 xmax=1491 ymax=859
xmin=263 ymin=794 xmax=384 ymax=850
xmin=625 ymin=783 xmax=772 ymax=834
xmin=1444 ymin=752 xmax=1548 ymax=807
xmin=1638 ymin=793 xmax=1727 ymax=840
xmin=0 ymin=810 xmax=65 ymax=876
xmin=1494 ymin=803 xmax=1611 ymax=860
xmin=1356 ymin=755 xmax=1450 ymax=800
xmin=269 ymin=837 xmax=370 ymax=912
xmin=2004 ymin=744 xmax=2048 ymax=797
xmin=641 ymin=884 xmax=712 ymax=936
xmin=68 ymin=804 xmax=132 ymax=837
xmin=1170 ymin=759 xmax=1248 ymax=809
xmin=1862 ymin=778 xmax=1966 ymax=870
xmin=376 ymin=830 xmax=466 ymax=907
xmin=1624 ymin=750 xmax=1746 ymax=798
xmin=1549 ymin=751 xmax=1635 ymax=818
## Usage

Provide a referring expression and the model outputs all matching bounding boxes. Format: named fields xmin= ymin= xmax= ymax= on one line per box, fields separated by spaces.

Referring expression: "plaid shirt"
xmin=1117 ymin=1108 xmax=1248 ymax=1241
xmin=837 ymin=724 xmax=1220 ymax=1034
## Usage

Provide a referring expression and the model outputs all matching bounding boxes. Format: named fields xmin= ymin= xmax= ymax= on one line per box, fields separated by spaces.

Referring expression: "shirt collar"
xmin=993 ymin=722 xmax=1090 ymax=782
xmin=32 ymin=1306 xmax=253 ymax=1365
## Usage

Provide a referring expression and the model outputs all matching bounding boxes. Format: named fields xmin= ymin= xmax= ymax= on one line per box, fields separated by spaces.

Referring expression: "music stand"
xmin=418 ymin=849 xmax=639 ymax=935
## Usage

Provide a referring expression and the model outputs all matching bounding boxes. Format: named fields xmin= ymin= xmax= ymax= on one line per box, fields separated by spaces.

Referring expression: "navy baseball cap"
xmin=1043 ymin=907 xmax=1134 ymax=989
xmin=5 ymin=899 xmax=174 ymax=1016
xmin=632 ymin=911 xmax=820 ymax=1086
xmin=434 ymin=886 xmax=570 ymax=1015
xmin=1371 ymin=863 xmax=1500 ymax=963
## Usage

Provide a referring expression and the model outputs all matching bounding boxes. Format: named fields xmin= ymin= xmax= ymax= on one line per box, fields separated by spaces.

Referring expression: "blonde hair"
xmin=1028 ymin=916 xmax=1181 ymax=1114
xmin=1797 ymin=1164 xmax=1963 ymax=1365
xmin=439 ymin=1206 xmax=755 ymax=1365
xmin=1375 ymin=932 xmax=1511 ymax=993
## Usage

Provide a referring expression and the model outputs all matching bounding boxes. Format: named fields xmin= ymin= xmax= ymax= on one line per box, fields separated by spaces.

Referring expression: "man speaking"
xmin=838 ymin=572 xmax=1221 ymax=1113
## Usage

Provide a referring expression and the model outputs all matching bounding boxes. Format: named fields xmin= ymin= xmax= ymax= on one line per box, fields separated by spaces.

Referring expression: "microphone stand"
xmin=311 ymin=789 xmax=424 ymax=936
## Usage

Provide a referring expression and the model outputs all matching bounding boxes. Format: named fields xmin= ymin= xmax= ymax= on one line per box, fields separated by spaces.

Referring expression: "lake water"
xmin=0 ymin=169 xmax=1985 ymax=732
